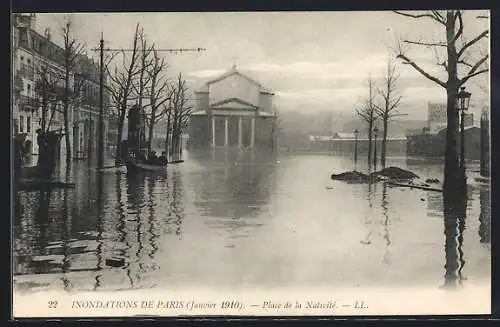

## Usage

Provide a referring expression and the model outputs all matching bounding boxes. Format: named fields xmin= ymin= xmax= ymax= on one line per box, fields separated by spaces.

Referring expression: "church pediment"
xmin=211 ymin=98 xmax=258 ymax=110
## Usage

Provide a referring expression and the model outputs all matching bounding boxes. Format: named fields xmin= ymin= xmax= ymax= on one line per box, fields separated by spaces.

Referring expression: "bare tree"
xmin=145 ymin=48 xmax=170 ymax=155
xmin=131 ymin=28 xmax=154 ymax=149
xmin=166 ymin=73 xmax=192 ymax=161
xmin=393 ymin=10 xmax=489 ymax=192
xmin=374 ymin=58 xmax=405 ymax=168
xmin=356 ymin=75 xmax=379 ymax=166
xmin=32 ymin=62 xmax=65 ymax=178
xmin=34 ymin=63 xmax=60 ymax=133
xmin=105 ymin=23 xmax=142 ymax=164
xmin=60 ymin=17 xmax=86 ymax=163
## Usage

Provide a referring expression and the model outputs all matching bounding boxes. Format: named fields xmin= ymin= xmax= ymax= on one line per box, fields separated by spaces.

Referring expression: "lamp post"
xmin=457 ymin=86 xmax=471 ymax=177
xmin=373 ymin=126 xmax=379 ymax=171
xmin=354 ymin=129 xmax=359 ymax=170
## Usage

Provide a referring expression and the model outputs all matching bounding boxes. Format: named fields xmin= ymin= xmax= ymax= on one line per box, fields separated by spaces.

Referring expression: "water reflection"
xmin=361 ymin=182 xmax=374 ymax=245
xmin=381 ymin=183 xmax=391 ymax=264
xmin=146 ymin=176 xmax=159 ymax=265
xmin=442 ymin=187 xmax=467 ymax=289
xmin=13 ymin=153 xmax=490 ymax=292
xmin=188 ymin=149 xmax=277 ymax=220
xmin=478 ymin=187 xmax=491 ymax=243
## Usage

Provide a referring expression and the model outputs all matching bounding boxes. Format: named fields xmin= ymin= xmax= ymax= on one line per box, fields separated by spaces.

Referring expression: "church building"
xmin=188 ymin=66 xmax=278 ymax=151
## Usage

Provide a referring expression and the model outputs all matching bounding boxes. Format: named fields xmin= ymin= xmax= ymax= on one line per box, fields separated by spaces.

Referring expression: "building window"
xmin=20 ymin=116 xmax=24 ymax=133
xmin=27 ymin=58 xmax=31 ymax=64
xmin=27 ymin=116 xmax=31 ymax=133
xmin=27 ymin=84 xmax=31 ymax=95
xmin=20 ymin=55 xmax=24 ymax=61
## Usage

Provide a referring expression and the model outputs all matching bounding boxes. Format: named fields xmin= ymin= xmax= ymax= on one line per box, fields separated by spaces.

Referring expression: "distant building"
xmin=428 ymin=102 xmax=473 ymax=134
xmin=12 ymin=13 xmax=110 ymax=161
xmin=407 ymin=126 xmax=481 ymax=159
xmin=406 ymin=102 xmax=479 ymax=158
xmin=308 ymin=133 xmax=407 ymax=154
xmin=188 ymin=65 xmax=278 ymax=151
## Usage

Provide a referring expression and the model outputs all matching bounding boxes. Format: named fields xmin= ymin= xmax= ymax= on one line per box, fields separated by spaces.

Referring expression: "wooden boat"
xmin=126 ymin=159 xmax=167 ymax=173
xmin=126 ymin=158 xmax=186 ymax=173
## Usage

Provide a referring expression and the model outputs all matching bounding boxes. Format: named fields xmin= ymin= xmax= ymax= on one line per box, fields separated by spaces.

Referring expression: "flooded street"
xmin=13 ymin=151 xmax=491 ymax=294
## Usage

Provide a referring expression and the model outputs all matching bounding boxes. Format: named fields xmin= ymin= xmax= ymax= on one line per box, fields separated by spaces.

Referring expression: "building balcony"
xmin=18 ymin=95 xmax=39 ymax=110
xmin=19 ymin=64 xmax=34 ymax=79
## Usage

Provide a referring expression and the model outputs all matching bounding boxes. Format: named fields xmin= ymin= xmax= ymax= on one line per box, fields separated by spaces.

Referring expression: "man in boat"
xmin=134 ymin=150 xmax=147 ymax=163
xmin=148 ymin=151 xmax=159 ymax=165
xmin=159 ymin=151 xmax=167 ymax=165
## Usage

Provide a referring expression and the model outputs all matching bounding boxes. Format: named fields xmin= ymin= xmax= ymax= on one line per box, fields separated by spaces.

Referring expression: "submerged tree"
xmin=132 ymin=27 xmax=154 ymax=151
xmin=32 ymin=63 xmax=63 ymax=178
xmin=145 ymin=48 xmax=170 ymax=155
xmin=393 ymin=10 xmax=489 ymax=194
xmin=60 ymin=17 xmax=86 ymax=163
xmin=356 ymin=75 xmax=379 ymax=167
xmin=374 ymin=58 xmax=405 ymax=168
xmin=165 ymin=73 xmax=192 ymax=161
xmin=105 ymin=23 xmax=142 ymax=164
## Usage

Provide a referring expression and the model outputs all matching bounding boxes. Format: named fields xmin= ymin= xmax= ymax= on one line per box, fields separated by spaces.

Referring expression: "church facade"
xmin=188 ymin=66 xmax=278 ymax=151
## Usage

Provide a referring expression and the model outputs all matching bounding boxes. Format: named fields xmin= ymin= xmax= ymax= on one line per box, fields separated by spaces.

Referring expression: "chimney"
xmin=29 ymin=14 xmax=36 ymax=30
xmin=44 ymin=28 xmax=51 ymax=41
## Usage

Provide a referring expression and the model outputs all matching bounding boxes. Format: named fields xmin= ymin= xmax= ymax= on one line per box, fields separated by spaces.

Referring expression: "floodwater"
xmin=13 ymin=150 xmax=491 ymax=294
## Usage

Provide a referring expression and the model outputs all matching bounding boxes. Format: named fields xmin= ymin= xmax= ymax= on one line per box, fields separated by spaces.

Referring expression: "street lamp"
xmin=457 ymin=86 xmax=472 ymax=174
xmin=373 ymin=126 xmax=379 ymax=171
xmin=354 ymin=129 xmax=359 ymax=170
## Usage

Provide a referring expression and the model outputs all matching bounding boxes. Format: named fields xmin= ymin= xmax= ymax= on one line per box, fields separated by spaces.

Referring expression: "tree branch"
xmin=453 ymin=11 xmax=464 ymax=43
xmin=404 ymin=40 xmax=447 ymax=47
xmin=393 ymin=10 xmax=446 ymax=25
xmin=396 ymin=54 xmax=447 ymax=88
xmin=457 ymin=30 xmax=489 ymax=59
xmin=460 ymin=54 xmax=489 ymax=86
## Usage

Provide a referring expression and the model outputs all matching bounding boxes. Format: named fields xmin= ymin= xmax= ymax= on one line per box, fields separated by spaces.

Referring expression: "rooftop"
xmin=195 ymin=65 xmax=274 ymax=95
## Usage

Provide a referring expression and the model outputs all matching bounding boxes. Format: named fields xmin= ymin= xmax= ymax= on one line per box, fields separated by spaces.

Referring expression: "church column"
xmin=211 ymin=116 xmax=216 ymax=148
xmin=250 ymin=117 xmax=255 ymax=149
xmin=224 ymin=117 xmax=229 ymax=146
xmin=238 ymin=117 xmax=243 ymax=148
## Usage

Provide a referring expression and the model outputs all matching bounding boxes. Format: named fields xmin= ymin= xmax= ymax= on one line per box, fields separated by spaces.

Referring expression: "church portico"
xmin=210 ymin=112 xmax=257 ymax=149
xmin=189 ymin=65 xmax=278 ymax=152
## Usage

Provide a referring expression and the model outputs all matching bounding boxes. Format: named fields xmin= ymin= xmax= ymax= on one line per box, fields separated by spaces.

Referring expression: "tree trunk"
xmin=381 ymin=115 xmax=388 ymax=168
xmin=63 ymin=65 xmax=72 ymax=163
xmin=147 ymin=108 xmax=156 ymax=155
xmin=367 ymin=121 xmax=373 ymax=165
xmin=165 ymin=112 xmax=172 ymax=160
xmin=443 ymin=11 xmax=465 ymax=200
xmin=443 ymin=87 xmax=462 ymax=198
xmin=115 ymin=115 xmax=125 ymax=165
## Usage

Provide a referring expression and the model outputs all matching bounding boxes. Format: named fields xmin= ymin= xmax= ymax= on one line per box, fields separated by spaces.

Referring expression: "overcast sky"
xmin=33 ymin=11 xmax=489 ymax=120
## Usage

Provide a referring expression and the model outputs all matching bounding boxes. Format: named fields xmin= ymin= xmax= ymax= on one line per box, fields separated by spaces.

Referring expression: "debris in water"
xmin=370 ymin=167 xmax=419 ymax=180
xmin=105 ymin=257 xmax=125 ymax=268
xmin=331 ymin=171 xmax=377 ymax=183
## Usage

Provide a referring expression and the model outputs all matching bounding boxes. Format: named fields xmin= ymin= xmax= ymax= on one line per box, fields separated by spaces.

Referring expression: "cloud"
xmin=187 ymin=69 xmax=226 ymax=78
xmin=276 ymin=87 xmax=364 ymax=99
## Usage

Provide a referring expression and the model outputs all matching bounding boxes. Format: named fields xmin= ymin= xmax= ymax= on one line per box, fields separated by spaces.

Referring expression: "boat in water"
xmin=124 ymin=104 xmax=184 ymax=174
xmin=126 ymin=159 xmax=167 ymax=173
xmin=125 ymin=150 xmax=184 ymax=174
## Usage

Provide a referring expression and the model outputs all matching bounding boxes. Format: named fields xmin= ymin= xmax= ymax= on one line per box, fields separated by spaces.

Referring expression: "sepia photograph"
xmin=11 ymin=10 xmax=491 ymax=317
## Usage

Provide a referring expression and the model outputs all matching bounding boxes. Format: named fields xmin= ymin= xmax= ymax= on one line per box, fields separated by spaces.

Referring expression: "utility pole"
xmin=98 ymin=33 xmax=104 ymax=168
xmin=92 ymin=33 xmax=206 ymax=168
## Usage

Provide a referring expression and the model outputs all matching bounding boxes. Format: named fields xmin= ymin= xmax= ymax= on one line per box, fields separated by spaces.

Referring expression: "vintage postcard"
xmin=11 ymin=10 xmax=491 ymax=318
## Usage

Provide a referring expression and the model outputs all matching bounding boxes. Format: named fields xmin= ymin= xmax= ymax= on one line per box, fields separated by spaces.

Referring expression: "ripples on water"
xmin=13 ymin=151 xmax=490 ymax=292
